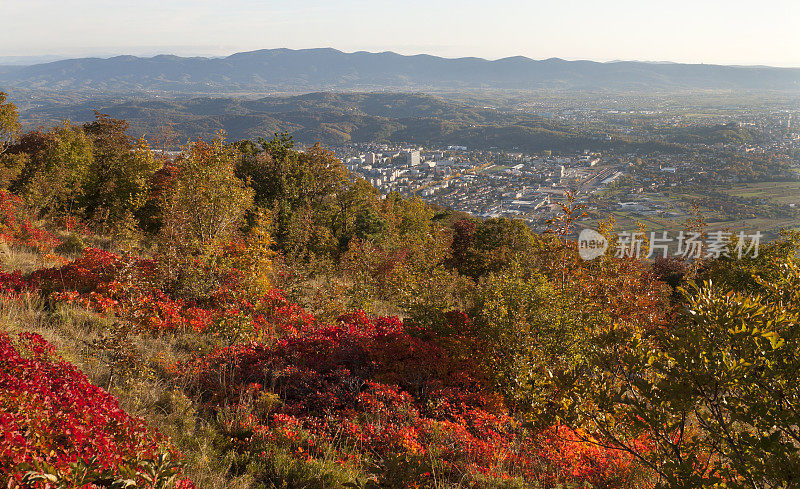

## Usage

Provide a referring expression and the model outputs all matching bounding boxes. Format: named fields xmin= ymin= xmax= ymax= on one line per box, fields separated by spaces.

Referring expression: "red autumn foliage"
xmin=29 ymin=248 xmax=315 ymax=338
xmin=0 ymin=190 xmax=59 ymax=252
xmin=17 ymin=247 xmax=638 ymax=487
xmin=574 ymin=257 xmax=673 ymax=328
xmin=0 ymin=332 xmax=182 ymax=485
xmin=0 ymin=270 xmax=29 ymax=294
xmin=183 ymin=310 xmax=634 ymax=486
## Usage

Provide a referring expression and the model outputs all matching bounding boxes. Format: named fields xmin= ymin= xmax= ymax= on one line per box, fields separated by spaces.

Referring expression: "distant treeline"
xmin=19 ymin=92 xmax=686 ymax=154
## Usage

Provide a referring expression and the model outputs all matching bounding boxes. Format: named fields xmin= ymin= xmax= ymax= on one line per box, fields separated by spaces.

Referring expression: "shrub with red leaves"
xmin=20 ymin=248 xmax=636 ymax=486
xmin=184 ymin=311 xmax=635 ymax=486
xmin=0 ymin=190 xmax=59 ymax=251
xmin=30 ymin=248 xmax=311 ymax=337
xmin=0 ymin=332 xmax=189 ymax=487
xmin=0 ymin=270 xmax=30 ymax=295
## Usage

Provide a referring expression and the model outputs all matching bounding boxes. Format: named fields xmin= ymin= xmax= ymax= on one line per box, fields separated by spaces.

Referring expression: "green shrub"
xmin=55 ymin=233 xmax=86 ymax=255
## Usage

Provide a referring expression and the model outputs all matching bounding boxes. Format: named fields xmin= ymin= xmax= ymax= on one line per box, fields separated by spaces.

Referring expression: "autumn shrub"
xmin=543 ymin=230 xmax=800 ymax=488
xmin=155 ymin=137 xmax=253 ymax=298
xmin=4 ymin=124 xmax=93 ymax=217
xmin=181 ymin=310 xmax=634 ymax=487
xmin=54 ymin=232 xmax=86 ymax=255
xmin=14 ymin=241 xmax=639 ymax=486
xmin=0 ymin=190 xmax=59 ymax=252
xmin=0 ymin=331 xmax=192 ymax=488
xmin=0 ymin=270 xmax=30 ymax=295
xmin=29 ymin=247 xmax=309 ymax=342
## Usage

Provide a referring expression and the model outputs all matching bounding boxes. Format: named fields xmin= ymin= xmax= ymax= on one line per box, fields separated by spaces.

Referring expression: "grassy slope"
xmin=0 ymin=246 xmax=361 ymax=489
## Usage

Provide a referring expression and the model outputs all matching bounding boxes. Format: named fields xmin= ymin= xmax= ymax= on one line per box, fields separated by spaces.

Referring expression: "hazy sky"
xmin=3 ymin=0 xmax=799 ymax=66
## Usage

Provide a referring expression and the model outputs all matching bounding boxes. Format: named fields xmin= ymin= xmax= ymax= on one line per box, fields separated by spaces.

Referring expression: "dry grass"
xmin=0 ymin=244 xmax=251 ymax=488
xmin=0 ymin=243 xmax=55 ymax=273
xmin=0 ymin=292 xmax=254 ymax=488
xmin=0 ymin=245 xmax=446 ymax=489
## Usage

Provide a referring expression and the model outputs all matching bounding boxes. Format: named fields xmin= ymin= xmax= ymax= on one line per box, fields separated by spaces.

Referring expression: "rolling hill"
xmin=16 ymin=92 xmax=683 ymax=153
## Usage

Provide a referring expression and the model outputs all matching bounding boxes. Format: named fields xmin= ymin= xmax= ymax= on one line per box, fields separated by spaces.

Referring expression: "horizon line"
xmin=1 ymin=47 xmax=798 ymax=70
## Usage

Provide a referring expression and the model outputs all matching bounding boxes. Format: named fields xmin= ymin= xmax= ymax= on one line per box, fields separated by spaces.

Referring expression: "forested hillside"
xmin=16 ymin=92 xmax=683 ymax=153
xmin=1 ymin=92 xmax=800 ymax=488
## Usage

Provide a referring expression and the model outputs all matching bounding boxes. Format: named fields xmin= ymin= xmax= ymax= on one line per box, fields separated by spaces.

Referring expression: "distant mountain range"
xmin=2 ymin=48 xmax=799 ymax=93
